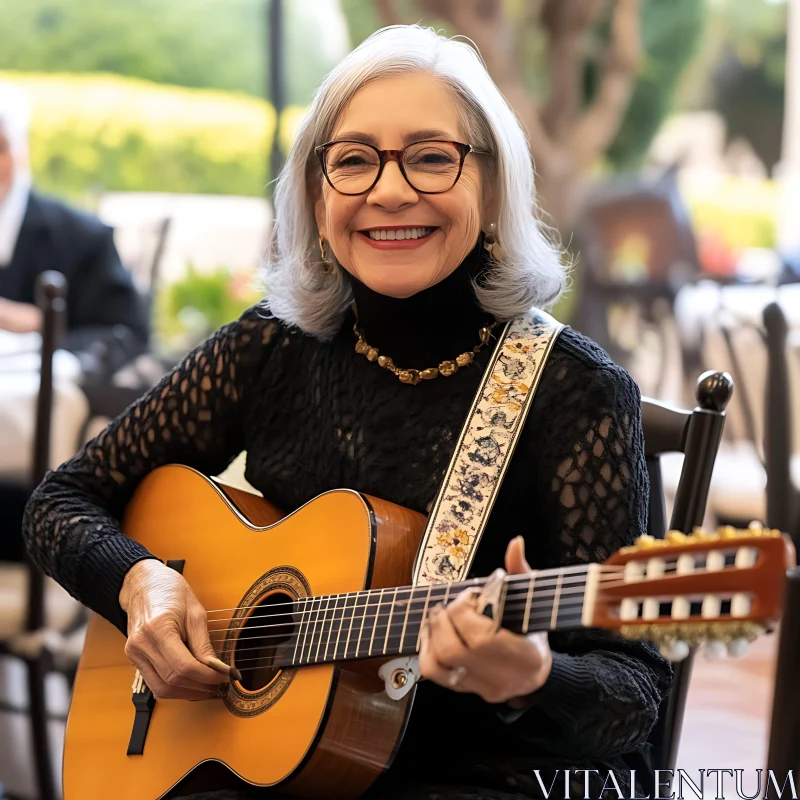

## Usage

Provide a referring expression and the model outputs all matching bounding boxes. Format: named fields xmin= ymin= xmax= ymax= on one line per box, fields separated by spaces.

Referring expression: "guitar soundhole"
xmin=233 ymin=590 xmax=295 ymax=692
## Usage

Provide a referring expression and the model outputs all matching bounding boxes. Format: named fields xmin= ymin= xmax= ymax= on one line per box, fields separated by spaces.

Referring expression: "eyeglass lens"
xmin=323 ymin=141 xmax=463 ymax=194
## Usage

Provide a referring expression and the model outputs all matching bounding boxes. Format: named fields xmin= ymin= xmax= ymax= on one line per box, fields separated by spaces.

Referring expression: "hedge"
xmin=1 ymin=71 xmax=305 ymax=199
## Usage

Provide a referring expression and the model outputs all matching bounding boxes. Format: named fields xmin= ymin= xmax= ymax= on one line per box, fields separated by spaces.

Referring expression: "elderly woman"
xmin=24 ymin=25 xmax=670 ymax=800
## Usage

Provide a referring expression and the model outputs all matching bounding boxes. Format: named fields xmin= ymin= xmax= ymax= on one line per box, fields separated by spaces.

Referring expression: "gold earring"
xmin=483 ymin=222 xmax=501 ymax=261
xmin=318 ymin=236 xmax=334 ymax=274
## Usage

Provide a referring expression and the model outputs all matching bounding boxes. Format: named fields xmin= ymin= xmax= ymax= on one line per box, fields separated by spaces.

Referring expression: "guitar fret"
xmin=313 ymin=595 xmax=329 ymax=664
xmin=383 ymin=588 xmax=399 ymax=654
xmin=549 ymin=573 xmax=563 ymax=630
xmin=398 ymin=587 xmax=414 ymax=653
xmin=368 ymin=588 xmax=385 ymax=657
xmin=292 ymin=598 xmax=307 ymax=665
xmin=414 ymin=584 xmax=434 ymax=650
xmin=341 ymin=592 xmax=360 ymax=660
xmin=324 ymin=595 xmax=340 ymax=662
xmin=522 ymin=572 xmax=536 ymax=634
xmin=355 ymin=590 xmax=372 ymax=659
xmin=302 ymin=596 xmax=320 ymax=665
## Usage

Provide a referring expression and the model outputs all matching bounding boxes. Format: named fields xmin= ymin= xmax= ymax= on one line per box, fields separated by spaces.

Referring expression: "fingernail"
xmin=230 ymin=667 xmax=243 ymax=682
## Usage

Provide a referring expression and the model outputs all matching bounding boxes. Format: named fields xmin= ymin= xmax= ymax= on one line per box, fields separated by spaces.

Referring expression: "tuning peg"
xmin=705 ymin=639 xmax=727 ymax=660
xmin=727 ymin=638 xmax=750 ymax=658
xmin=659 ymin=640 xmax=690 ymax=662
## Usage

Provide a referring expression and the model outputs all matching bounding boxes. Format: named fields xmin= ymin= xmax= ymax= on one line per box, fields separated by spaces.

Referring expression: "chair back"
xmin=641 ymin=370 xmax=733 ymax=770
xmin=26 ymin=271 xmax=68 ymax=634
xmin=763 ymin=302 xmax=799 ymax=540
xmin=766 ymin=565 xmax=800 ymax=776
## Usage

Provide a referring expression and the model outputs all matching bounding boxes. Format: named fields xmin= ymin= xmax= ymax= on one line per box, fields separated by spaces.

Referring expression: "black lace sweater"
xmin=23 ymin=244 xmax=671 ymax=800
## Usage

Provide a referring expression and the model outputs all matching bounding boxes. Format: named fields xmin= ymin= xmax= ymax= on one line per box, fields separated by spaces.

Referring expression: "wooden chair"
xmin=0 ymin=272 xmax=85 ymax=800
xmin=640 ymin=369 xmax=733 ymax=770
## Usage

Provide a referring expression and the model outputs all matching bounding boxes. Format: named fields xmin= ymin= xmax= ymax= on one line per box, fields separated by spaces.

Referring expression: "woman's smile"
xmin=356 ymin=225 xmax=440 ymax=250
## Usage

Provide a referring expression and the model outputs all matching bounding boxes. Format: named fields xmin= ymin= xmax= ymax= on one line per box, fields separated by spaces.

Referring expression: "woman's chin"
xmin=357 ymin=275 xmax=430 ymax=298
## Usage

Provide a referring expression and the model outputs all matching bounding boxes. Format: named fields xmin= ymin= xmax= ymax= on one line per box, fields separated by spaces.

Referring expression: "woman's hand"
xmin=119 ymin=559 xmax=239 ymax=701
xmin=0 ymin=298 xmax=42 ymax=334
xmin=419 ymin=536 xmax=552 ymax=705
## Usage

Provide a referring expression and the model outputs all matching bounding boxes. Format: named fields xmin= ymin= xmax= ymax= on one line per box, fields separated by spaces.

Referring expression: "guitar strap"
xmin=412 ymin=309 xmax=565 ymax=586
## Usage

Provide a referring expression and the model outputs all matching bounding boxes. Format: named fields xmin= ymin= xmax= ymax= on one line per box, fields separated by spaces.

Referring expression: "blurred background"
xmin=1 ymin=0 xmax=799 ymax=797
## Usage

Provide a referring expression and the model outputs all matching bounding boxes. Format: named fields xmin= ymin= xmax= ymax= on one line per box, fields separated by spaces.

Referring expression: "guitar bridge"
xmin=127 ymin=672 xmax=155 ymax=755
xmin=126 ymin=559 xmax=185 ymax=756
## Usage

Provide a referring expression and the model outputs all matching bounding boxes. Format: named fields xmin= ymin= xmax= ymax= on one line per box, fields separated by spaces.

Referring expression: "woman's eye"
xmin=335 ymin=156 xmax=366 ymax=167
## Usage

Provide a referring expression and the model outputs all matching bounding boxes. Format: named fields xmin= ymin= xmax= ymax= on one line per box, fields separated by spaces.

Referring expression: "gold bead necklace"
xmin=352 ymin=314 xmax=498 ymax=385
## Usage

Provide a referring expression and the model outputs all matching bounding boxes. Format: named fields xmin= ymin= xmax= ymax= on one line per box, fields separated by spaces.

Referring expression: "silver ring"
xmin=448 ymin=665 xmax=468 ymax=688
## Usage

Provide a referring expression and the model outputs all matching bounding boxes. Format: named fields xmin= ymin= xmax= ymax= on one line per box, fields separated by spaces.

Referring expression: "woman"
xmin=24 ymin=25 xmax=670 ymax=800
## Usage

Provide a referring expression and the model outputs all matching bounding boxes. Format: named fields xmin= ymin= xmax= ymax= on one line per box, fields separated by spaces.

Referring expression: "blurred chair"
xmin=766 ymin=565 xmax=800 ymax=776
xmin=668 ymin=299 xmax=800 ymax=537
xmin=763 ymin=302 xmax=800 ymax=543
xmin=640 ymin=370 xmax=733 ymax=772
xmin=0 ymin=272 xmax=86 ymax=800
xmin=572 ymin=167 xmax=702 ymax=399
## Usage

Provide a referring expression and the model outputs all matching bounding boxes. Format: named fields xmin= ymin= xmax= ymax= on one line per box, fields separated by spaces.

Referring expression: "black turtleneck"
xmin=346 ymin=240 xmax=496 ymax=369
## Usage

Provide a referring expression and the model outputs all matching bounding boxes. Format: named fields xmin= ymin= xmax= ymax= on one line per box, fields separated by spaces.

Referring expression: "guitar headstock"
xmin=589 ymin=523 xmax=796 ymax=661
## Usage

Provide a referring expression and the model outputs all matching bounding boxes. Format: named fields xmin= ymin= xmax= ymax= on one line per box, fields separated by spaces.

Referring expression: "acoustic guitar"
xmin=64 ymin=464 xmax=795 ymax=799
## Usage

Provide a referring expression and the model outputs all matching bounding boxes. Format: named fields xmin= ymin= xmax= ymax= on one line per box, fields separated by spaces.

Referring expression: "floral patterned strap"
xmin=413 ymin=309 xmax=565 ymax=586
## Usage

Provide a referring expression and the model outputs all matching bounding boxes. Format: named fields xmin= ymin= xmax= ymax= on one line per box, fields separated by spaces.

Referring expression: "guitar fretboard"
xmin=266 ymin=566 xmax=591 ymax=669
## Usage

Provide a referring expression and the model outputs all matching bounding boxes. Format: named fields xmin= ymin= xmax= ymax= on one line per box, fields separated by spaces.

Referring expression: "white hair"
xmin=0 ymin=83 xmax=31 ymax=155
xmin=262 ymin=25 xmax=568 ymax=339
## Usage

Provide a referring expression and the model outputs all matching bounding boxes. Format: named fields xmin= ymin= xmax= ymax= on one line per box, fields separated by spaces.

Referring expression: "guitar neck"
xmin=276 ymin=564 xmax=594 ymax=669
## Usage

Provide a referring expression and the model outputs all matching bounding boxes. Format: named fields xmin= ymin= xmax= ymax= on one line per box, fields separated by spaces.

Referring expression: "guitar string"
xmin=203 ymin=574 xmax=620 ymax=641
xmin=202 ymin=567 xmax=631 ymax=630
xmin=205 ymin=584 xmax=623 ymax=648
xmin=201 ymin=562 xmax=626 ymax=616
xmin=226 ymin=609 xmax=590 ymax=673
xmin=219 ymin=601 xmax=592 ymax=660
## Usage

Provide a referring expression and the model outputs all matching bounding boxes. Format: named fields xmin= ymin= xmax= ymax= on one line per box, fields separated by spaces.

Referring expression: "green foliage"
xmin=0 ymin=0 xmax=337 ymax=106
xmin=606 ymin=0 xmax=706 ymax=169
xmin=156 ymin=264 xmax=264 ymax=350
xmin=4 ymin=71 xmax=305 ymax=199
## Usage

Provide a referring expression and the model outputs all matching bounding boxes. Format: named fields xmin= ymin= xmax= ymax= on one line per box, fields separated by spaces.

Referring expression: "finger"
xmin=505 ymin=535 xmax=532 ymax=575
xmin=444 ymin=591 xmax=497 ymax=647
xmin=426 ymin=605 xmax=470 ymax=670
xmin=129 ymin=651 xmax=218 ymax=701
xmin=154 ymin=626 xmax=230 ymax=689
xmin=186 ymin=606 xmax=243 ymax=681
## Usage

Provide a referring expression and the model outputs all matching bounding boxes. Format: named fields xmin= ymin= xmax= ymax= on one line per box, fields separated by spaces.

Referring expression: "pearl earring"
xmin=483 ymin=222 xmax=501 ymax=261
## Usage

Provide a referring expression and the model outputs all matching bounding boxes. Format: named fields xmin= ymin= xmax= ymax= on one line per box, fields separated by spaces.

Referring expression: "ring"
xmin=448 ymin=665 xmax=468 ymax=688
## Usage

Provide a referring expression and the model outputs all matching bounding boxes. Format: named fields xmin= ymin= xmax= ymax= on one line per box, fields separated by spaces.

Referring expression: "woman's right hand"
xmin=119 ymin=559 xmax=238 ymax=700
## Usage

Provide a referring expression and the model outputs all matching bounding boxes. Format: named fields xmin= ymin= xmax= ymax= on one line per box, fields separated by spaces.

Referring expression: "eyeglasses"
xmin=314 ymin=139 xmax=489 ymax=196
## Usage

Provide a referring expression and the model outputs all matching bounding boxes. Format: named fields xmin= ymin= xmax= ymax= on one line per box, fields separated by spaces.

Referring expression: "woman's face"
xmin=314 ymin=72 xmax=489 ymax=298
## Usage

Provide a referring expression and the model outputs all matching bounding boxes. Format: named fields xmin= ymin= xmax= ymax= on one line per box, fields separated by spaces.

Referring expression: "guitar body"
xmin=64 ymin=465 xmax=426 ymax=800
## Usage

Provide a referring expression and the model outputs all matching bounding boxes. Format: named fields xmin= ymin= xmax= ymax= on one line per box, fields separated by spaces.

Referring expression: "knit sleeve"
xmin=499 ymin=337 xmax=672 ymax=760
xmin=22 ymin=306 xmax=281 ymax=633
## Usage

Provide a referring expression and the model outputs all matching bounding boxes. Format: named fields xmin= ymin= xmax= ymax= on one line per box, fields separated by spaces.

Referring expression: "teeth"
xmin=367 ymin=227 xmax=432 ymax=241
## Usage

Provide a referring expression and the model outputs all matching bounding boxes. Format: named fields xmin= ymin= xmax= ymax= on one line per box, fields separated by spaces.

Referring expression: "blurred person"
xmin=0 ymin=83 xmax=148 ymax=357
xmin=23 ymin=27 xmax=670 ymax=800
xmin=0 ymin=84 xmax=149 ymax=562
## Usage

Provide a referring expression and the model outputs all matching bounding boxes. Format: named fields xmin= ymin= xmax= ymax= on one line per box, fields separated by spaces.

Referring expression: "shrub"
xmin=2 ymin=71 xmax=305 ymax=199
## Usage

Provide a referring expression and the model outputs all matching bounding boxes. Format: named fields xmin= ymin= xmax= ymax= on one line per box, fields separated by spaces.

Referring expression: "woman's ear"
xmin=313 ymin=188 xmax=327 ymax=240
xmin=482 ymin=177 xmax=500 ymax=232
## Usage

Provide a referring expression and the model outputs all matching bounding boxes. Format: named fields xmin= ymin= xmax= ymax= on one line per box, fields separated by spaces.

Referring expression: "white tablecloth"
xmin=0 ymin=331 xmax=89 ymax=483
xmin=674 ymin=281 xmax=800 ymax=346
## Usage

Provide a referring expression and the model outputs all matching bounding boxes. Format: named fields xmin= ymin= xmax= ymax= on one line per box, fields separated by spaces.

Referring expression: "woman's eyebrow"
xmin=330 ymin=129 xmax=458 ymax=146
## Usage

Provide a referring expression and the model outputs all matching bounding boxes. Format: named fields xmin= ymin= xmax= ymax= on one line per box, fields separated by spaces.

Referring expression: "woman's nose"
xmin=366 ymin=160 xmax=418 ymax=209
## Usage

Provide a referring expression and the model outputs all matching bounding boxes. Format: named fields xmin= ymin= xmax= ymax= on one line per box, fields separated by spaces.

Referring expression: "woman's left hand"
xmin=419 ymin=535 xmax=552 ymax=705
